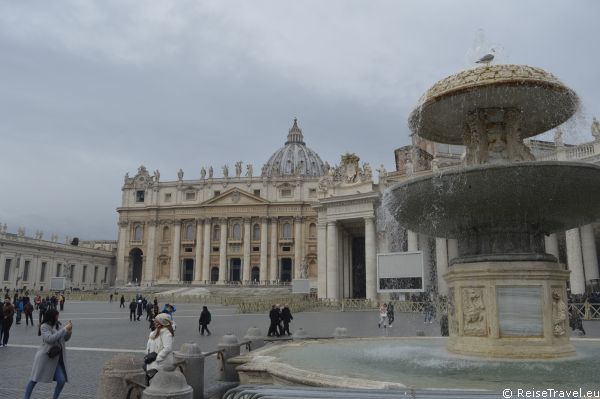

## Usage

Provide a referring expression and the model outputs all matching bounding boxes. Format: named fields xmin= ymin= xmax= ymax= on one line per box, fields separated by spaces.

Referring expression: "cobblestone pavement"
xmin=1 ymin=300 xmax=598 ymax=398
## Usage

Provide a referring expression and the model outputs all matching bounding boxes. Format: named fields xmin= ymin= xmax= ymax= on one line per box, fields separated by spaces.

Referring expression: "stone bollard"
xmin=217 ymin=333 xmax=240 ymax=382
xmin=292 ymin=328 xmax=309 ymax=340
xmin=333 ymin=327 xmax=349 ymax=338
xmin=142 ymin=359 xmax=193 ymax=399
xmin=174 ymin=342 xmax=205 ymax=399
xmin=97 ymin=353 xmax=145 ymax=399
xmin=243 ymin=326 xmax=264 ymax=350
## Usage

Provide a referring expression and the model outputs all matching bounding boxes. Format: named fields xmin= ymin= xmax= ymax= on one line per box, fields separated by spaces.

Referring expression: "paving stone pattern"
xmin=0 ymin=300 xmax=597 ymax=398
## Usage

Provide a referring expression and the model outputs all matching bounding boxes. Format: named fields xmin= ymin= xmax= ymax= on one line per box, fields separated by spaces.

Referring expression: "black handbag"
xmin=47 ymin=344 xmax=62 ymax=358
xmin=144 ymin=351 xmax=158 ymax=364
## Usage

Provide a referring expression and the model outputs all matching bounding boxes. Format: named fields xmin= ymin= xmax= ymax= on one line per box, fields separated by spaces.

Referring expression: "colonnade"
xmin=118 ymin=216 xmax=313 ymax=285
xmin=318 ymin=217 xmax=377 ymax=301
xmin=431 ymin=224 xmax=599 ymax=296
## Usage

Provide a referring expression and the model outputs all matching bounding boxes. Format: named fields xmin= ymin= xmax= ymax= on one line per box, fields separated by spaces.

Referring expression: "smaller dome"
xmin=262 ymin=119 xmax=326 ymax=178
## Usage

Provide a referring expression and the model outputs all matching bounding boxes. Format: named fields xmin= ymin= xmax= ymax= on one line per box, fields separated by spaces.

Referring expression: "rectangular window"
xmin=103 ymin=267 xmax=108 ymax=283
xmin=135 ymin=190 xmax=145 ymax=202
xmin=69 ymin=264 xmax=75 ymax=280
xmin=281 ymin=189 xmax=292 ymax=197
xmin=56 ymin=263 xmax=62 ymax=277
xmin=309 ymin=188 xmax=317 ymax=198
xmin=82 ymin=265 xmax=87 ymax=283
xmin=93 ymin=266 xmax=98 ymax=283
xmin=23 ymin=260 xmax=30 ymax=281
xmin=184 ymin=247 xmax=193 ymax=253
xmin=40 ymin=262 xmax=47 ymax=282
xmin=253 ymin=189 xmax=261 ymax=197
xmin=214 ymin=190 xmax=221 ymax=197
xmin=185 ymin=191 xmax=196 ymax=201
xmin=212 ymin=246 xmax=219 ymax=252
xmin=164 ymin=193 xmax=172 ymax=202
xmin=252 ymin=246 xmax=260 ymax=252
xmin=3 ymin=259 xmax=11 ymax=281
xmin=282 ymin=246 xmax=291 ymax=252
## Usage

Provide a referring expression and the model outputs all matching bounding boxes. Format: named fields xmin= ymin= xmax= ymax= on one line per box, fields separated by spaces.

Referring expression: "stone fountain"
xmin=389 ymin=64 xmax=600 ymax=358
xmin=231 ymin=65 xmax=600 ymax=390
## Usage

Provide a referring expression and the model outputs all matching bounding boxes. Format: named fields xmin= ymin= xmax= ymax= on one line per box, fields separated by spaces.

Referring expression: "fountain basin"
xmin=388 ymin=161 xmax=600 ymax=261
xmin=408 ymin=64 xmax=578 ymax=144
xmin=231 ymin=337 xmax=599 ymax=391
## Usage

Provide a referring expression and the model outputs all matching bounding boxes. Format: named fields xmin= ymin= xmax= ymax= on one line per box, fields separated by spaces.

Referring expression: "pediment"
xmin=202 ymin=188 xmax=270 ymax=206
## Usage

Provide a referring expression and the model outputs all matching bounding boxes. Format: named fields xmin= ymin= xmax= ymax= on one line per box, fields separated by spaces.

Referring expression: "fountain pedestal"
xmin=445 ymin=261 xmax=574 ymax=359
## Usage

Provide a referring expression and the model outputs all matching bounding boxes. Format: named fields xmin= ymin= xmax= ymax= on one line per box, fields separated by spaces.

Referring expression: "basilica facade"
xmin=115 ymin=118 xmax=600 ymax=300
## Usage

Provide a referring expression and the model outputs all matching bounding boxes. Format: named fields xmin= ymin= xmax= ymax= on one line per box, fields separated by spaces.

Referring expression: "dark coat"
xmin=281 ymin=308 xmax=293 ymax=323
xmin=199 ymin=309 xmax=211 ymax=325
xmin=269 ymin=308 xmax=280 ymax=322
xmin=129 ymin=301 xmax=137 ymax=311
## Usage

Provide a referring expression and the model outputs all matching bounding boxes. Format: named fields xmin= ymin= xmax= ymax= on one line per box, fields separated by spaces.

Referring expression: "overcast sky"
xmin=1 ymin=0 xmax=599 ymax=241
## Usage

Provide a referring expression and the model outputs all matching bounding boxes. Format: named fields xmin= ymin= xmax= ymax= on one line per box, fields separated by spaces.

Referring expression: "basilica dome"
xmin=262 ymin=119 xmax=326 ymax=178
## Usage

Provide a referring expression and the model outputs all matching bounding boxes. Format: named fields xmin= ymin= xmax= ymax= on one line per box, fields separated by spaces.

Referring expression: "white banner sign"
xmin=376 ymin=251 xmax=424 ymax=293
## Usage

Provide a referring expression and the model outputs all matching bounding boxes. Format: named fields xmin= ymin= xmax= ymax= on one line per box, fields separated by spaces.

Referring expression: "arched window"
xmin=309 ymin=223 xmax=317 ymax=239
xmin=162 ymin=226 xmax=170 ymax=241
xmin=282 ymin=222 xmax=292 ymax=239
xmin=232 ymin=223 xmax=241 ymax=240
xmin=253 ymin=224 xmax=261 ymax=241
xmin=185 ymin=224 xmax=194 ymax=240
xmin=212 ymin=225 xmax=220 ymax=241
xmin=133 ymin=225 xmax=143 ymax=241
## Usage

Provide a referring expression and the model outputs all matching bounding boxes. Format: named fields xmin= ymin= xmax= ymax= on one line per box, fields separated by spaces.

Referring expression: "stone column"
xmin=407 ymin=230 xmax=418 ymax=252
xmin=194 ymin=218 xmax=203 ymax=283
xmin=270 ymin=218 xmax=278 ymax=281
xmin=327 ymin=221 xmax=339 ymax=300
xmin=317 ymin=222 xmax=327 ymax=298
xmin=202 ymin=219 xmax=211 ymax=282
xmin=364 ymin=217 xmax=377 ymax=301
xmin=116 ymin=221 xmax=129 ymax=285
xmin=566 ymin=227 xmax=585 ymax=295
xmin=294 ymin=217 xmax=303 ymax=279
xmin=419 ymin=234 xmax=431 ymax=291
xmin=260 ymin=218 xmax=268 ymax=282
xmin=170 ymin=220 xmax=181 ymax=282
xmin=243 ymin=218 xmax=251 ymax=283
xmin=219 ymin=218 xmax=228 ymax=284
xmin=447 ymin=238 xmax=459 ymax=264
xmin=544 ymin=233 xmax=560 ymax=259
xmin=145 ymin=221 xmax=157 ymax=284
xmin=435 ymin=237 xmax=449 ymax=295
xmin=580 ymin=224 xmax=600 ymax=283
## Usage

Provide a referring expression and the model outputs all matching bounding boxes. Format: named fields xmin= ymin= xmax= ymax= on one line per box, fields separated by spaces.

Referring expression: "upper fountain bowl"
xmin=408 ymin=65 xmax=578 ymax=145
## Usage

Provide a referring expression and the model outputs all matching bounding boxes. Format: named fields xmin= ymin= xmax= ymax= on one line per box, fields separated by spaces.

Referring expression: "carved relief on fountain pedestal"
xmin=552 ymin=287 xmax=568 ymax=337
xmin=462 ymin=287 xmax=487 ymax=336
xmin=448 ymin=288 xmax=458 ymax=336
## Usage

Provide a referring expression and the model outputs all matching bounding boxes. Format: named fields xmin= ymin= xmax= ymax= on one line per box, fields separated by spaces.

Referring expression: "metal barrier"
xmin=569 ymin=303 xmax=600 ymax=320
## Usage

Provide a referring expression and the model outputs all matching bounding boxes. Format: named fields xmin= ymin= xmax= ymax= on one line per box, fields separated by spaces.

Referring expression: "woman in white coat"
xmin=24 ymin=308 xmax=72 ymax=399
xmin=146 ymin=313 xmax=175 ymax=371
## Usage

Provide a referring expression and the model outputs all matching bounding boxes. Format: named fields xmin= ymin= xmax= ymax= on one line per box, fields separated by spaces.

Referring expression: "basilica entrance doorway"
xmin=230 ymin=258 xmax=241 ymax=282
xmin=182 ymin=259 xmax=194 ymax=282
xmin=128 ymin=248 xmax=143 ymax=284
xmin=251 ymin=266 xmax=260 ymax=283
xmin=280 ymin=258 xmax=292 ymax=282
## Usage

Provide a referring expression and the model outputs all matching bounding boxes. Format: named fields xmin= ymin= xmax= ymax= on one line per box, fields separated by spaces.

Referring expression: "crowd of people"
xmin=267 ymin=304 xmax=294 ymax=337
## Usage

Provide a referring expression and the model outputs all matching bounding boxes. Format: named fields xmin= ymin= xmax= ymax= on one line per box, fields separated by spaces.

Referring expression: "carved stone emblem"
xmin=462 ymin=287 xmax=487 ymax=336
xmin=552 ymin=288 xmax=567 ymax=337
xmin=231 ymin=191 xmax=240 ymax=203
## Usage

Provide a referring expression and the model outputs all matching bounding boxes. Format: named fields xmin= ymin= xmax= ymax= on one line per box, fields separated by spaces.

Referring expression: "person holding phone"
xmin=23 ymin=309 xmax=72 ymax=399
